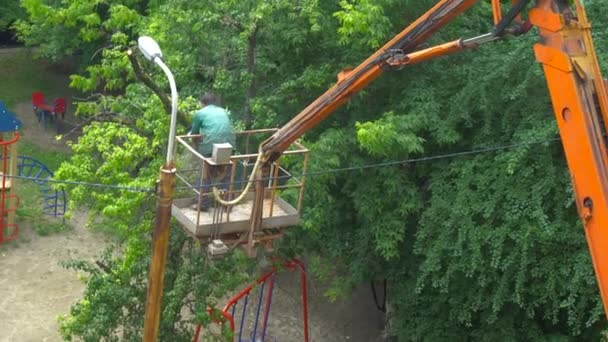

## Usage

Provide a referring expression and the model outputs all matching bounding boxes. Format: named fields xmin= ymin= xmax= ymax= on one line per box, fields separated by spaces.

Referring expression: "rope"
xmin=211 ymin=147 xmax=264 ymax=206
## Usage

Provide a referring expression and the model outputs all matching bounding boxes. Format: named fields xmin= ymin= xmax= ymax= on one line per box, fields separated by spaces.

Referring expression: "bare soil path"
xmin=0 ymin=216 xmax=110 ymax=342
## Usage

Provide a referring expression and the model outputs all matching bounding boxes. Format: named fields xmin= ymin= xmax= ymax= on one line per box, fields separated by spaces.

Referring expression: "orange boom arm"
xmin=532 ymin=0 xmax=608 ymax=315
xmin=260 ymin=0 xmax=479 ymax=163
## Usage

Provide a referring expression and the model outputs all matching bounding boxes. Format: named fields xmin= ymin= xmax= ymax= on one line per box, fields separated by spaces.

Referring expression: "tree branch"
xmin=127 ymin=49 xmax=189 ymax=127
xmin=220 ymin=16 xmax=245 ymax=31
xmin=95 ymin=260 xmax=112 ymax=274
xmin=243 ymin=24 xmax=259 ymax=129
xmin=60 ymin=112 xmax=144 ymax=140
xmin=130 ymin=156 xmax=154 ymax=178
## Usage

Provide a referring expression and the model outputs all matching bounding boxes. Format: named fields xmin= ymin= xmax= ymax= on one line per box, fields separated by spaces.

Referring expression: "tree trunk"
xmin=243 ymin=25 xmax=259 ymax=130
xmin=382 ymin=283 xmax=398 ymax=342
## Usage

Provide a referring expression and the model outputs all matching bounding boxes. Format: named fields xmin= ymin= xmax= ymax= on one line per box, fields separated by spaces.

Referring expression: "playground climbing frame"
xmin=193 ymin=259 xmax=309 ymax=342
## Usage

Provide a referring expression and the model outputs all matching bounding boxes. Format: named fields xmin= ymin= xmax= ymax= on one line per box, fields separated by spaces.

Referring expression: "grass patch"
xmin=19 ymin=139 xmax=69 ymax=171
xmin=15 ymin=133 xmax=70 ymax=236
xmin=16 ymin=180 xmax=70 ymax=236
xmin=15 ymin=141 xmax=70 ymax=235
xmin=0 ymin=47 xmax=71 ymax=169
xmin=0 ymin=48 xmax=70 ymax=108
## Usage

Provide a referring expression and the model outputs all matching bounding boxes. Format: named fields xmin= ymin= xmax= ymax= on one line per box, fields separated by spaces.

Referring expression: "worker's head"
xmin=200 ymin=92 xmax=218 ymax=107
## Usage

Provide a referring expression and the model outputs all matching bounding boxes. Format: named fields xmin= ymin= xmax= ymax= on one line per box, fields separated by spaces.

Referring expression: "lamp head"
xmin=137 ymin=36 xmax=163 ymax=61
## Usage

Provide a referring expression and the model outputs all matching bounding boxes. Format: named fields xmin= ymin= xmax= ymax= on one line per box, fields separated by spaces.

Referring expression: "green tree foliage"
xmin=287 ymin=0 xmax=608 ymax=340
xmin=15 ymin=0 xmax=608 ymax=340
xmin=0 ymin=0 xmax=24 ymax=31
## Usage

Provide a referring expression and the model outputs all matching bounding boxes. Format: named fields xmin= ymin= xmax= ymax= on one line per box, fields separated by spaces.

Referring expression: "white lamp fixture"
xmin=138 ymin=36 xmax=163 ymax=61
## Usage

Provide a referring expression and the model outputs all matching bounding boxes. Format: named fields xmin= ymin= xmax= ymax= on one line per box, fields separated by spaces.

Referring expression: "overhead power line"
xmin=6 ymin=174 xmax=155 ymax=193
xmin=300 ymin=137 xmax=560 ymax=176
xmin=178 ymin=137 xmax=562 ymax=190
xmin=2 ymin=137 xmax=560 ymax=193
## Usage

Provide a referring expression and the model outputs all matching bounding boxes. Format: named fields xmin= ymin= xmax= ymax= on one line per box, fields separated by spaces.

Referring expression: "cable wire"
xmin=0 ymin=137 xmax=560 ymax=194
xmin=179 ymin=137 xmax=561 ymax=191
xmin=4 ymin=174 xmax=155 ymax=193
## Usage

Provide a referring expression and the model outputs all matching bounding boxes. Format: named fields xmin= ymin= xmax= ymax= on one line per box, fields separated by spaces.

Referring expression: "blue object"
xmin=0 ymin=101 xmax=21 ymax=132
xmin=17 ymin=156 xmax=66 ymax=217
xmin=231 ymin=275 xmax=278 ymax=342
xmin=252 ymin=281 xmax=266 ymax=340
xmin=239 ymin=293 xmax=250 ymax=342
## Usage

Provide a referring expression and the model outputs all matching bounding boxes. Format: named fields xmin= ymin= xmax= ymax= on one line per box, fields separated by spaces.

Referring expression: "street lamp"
xmin=138 ymin=36 xmax=178 ymax=342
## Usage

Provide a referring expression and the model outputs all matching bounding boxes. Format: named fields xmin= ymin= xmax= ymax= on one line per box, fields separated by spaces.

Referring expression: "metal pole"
xmin=143 ymin=54 xmax=179 ymax=341
xmin=143 ymin=163 xmax=176 ymax=341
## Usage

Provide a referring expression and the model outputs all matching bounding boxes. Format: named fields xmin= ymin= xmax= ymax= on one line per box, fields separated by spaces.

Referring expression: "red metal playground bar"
xmin=193 ymin=259 xmax=309 ymax=342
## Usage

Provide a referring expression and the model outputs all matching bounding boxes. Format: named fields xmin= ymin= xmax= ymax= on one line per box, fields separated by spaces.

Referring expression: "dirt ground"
xmin=0 ymin=215 xmax=110 ymax=342
xmin=13 ymin=87 xmax=84 ymax=153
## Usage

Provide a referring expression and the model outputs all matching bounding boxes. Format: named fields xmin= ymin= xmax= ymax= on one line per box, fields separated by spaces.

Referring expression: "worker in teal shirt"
xmin=190 ymin=92 xmax=236 ymax=210
xmin=190 ymin=92 xmax=236 ymax=157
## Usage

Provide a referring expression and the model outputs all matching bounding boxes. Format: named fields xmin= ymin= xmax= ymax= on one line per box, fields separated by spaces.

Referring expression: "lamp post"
xmin=138 ymin=36 xmax=178 ymax=342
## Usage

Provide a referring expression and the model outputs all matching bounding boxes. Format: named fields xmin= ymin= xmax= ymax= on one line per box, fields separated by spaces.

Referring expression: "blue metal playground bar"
xmin=17 ymin=156 xmax=67 ymax=217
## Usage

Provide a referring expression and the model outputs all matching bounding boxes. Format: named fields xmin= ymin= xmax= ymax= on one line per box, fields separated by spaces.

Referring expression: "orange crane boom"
xmin=259 ymin=0 xmax=479 ymax=163
xmin=254 ymin=0 xmax=608 ymax=316
xmin=532 ymin=0 xmax=608 ymax=315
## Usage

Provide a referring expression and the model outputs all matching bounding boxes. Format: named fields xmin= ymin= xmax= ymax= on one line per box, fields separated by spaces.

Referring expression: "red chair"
xmin=53 ymin=98 xmax=67 ymax=119
xmin=32 ymin=92 xmax=45 ymax=110
xmin=31 ymin=92 xmax=55 ymax=129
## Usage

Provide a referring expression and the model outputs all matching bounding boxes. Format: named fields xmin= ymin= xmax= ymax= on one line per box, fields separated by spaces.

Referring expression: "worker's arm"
xmin=190 ymin=110 xmax=202 ymax=146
